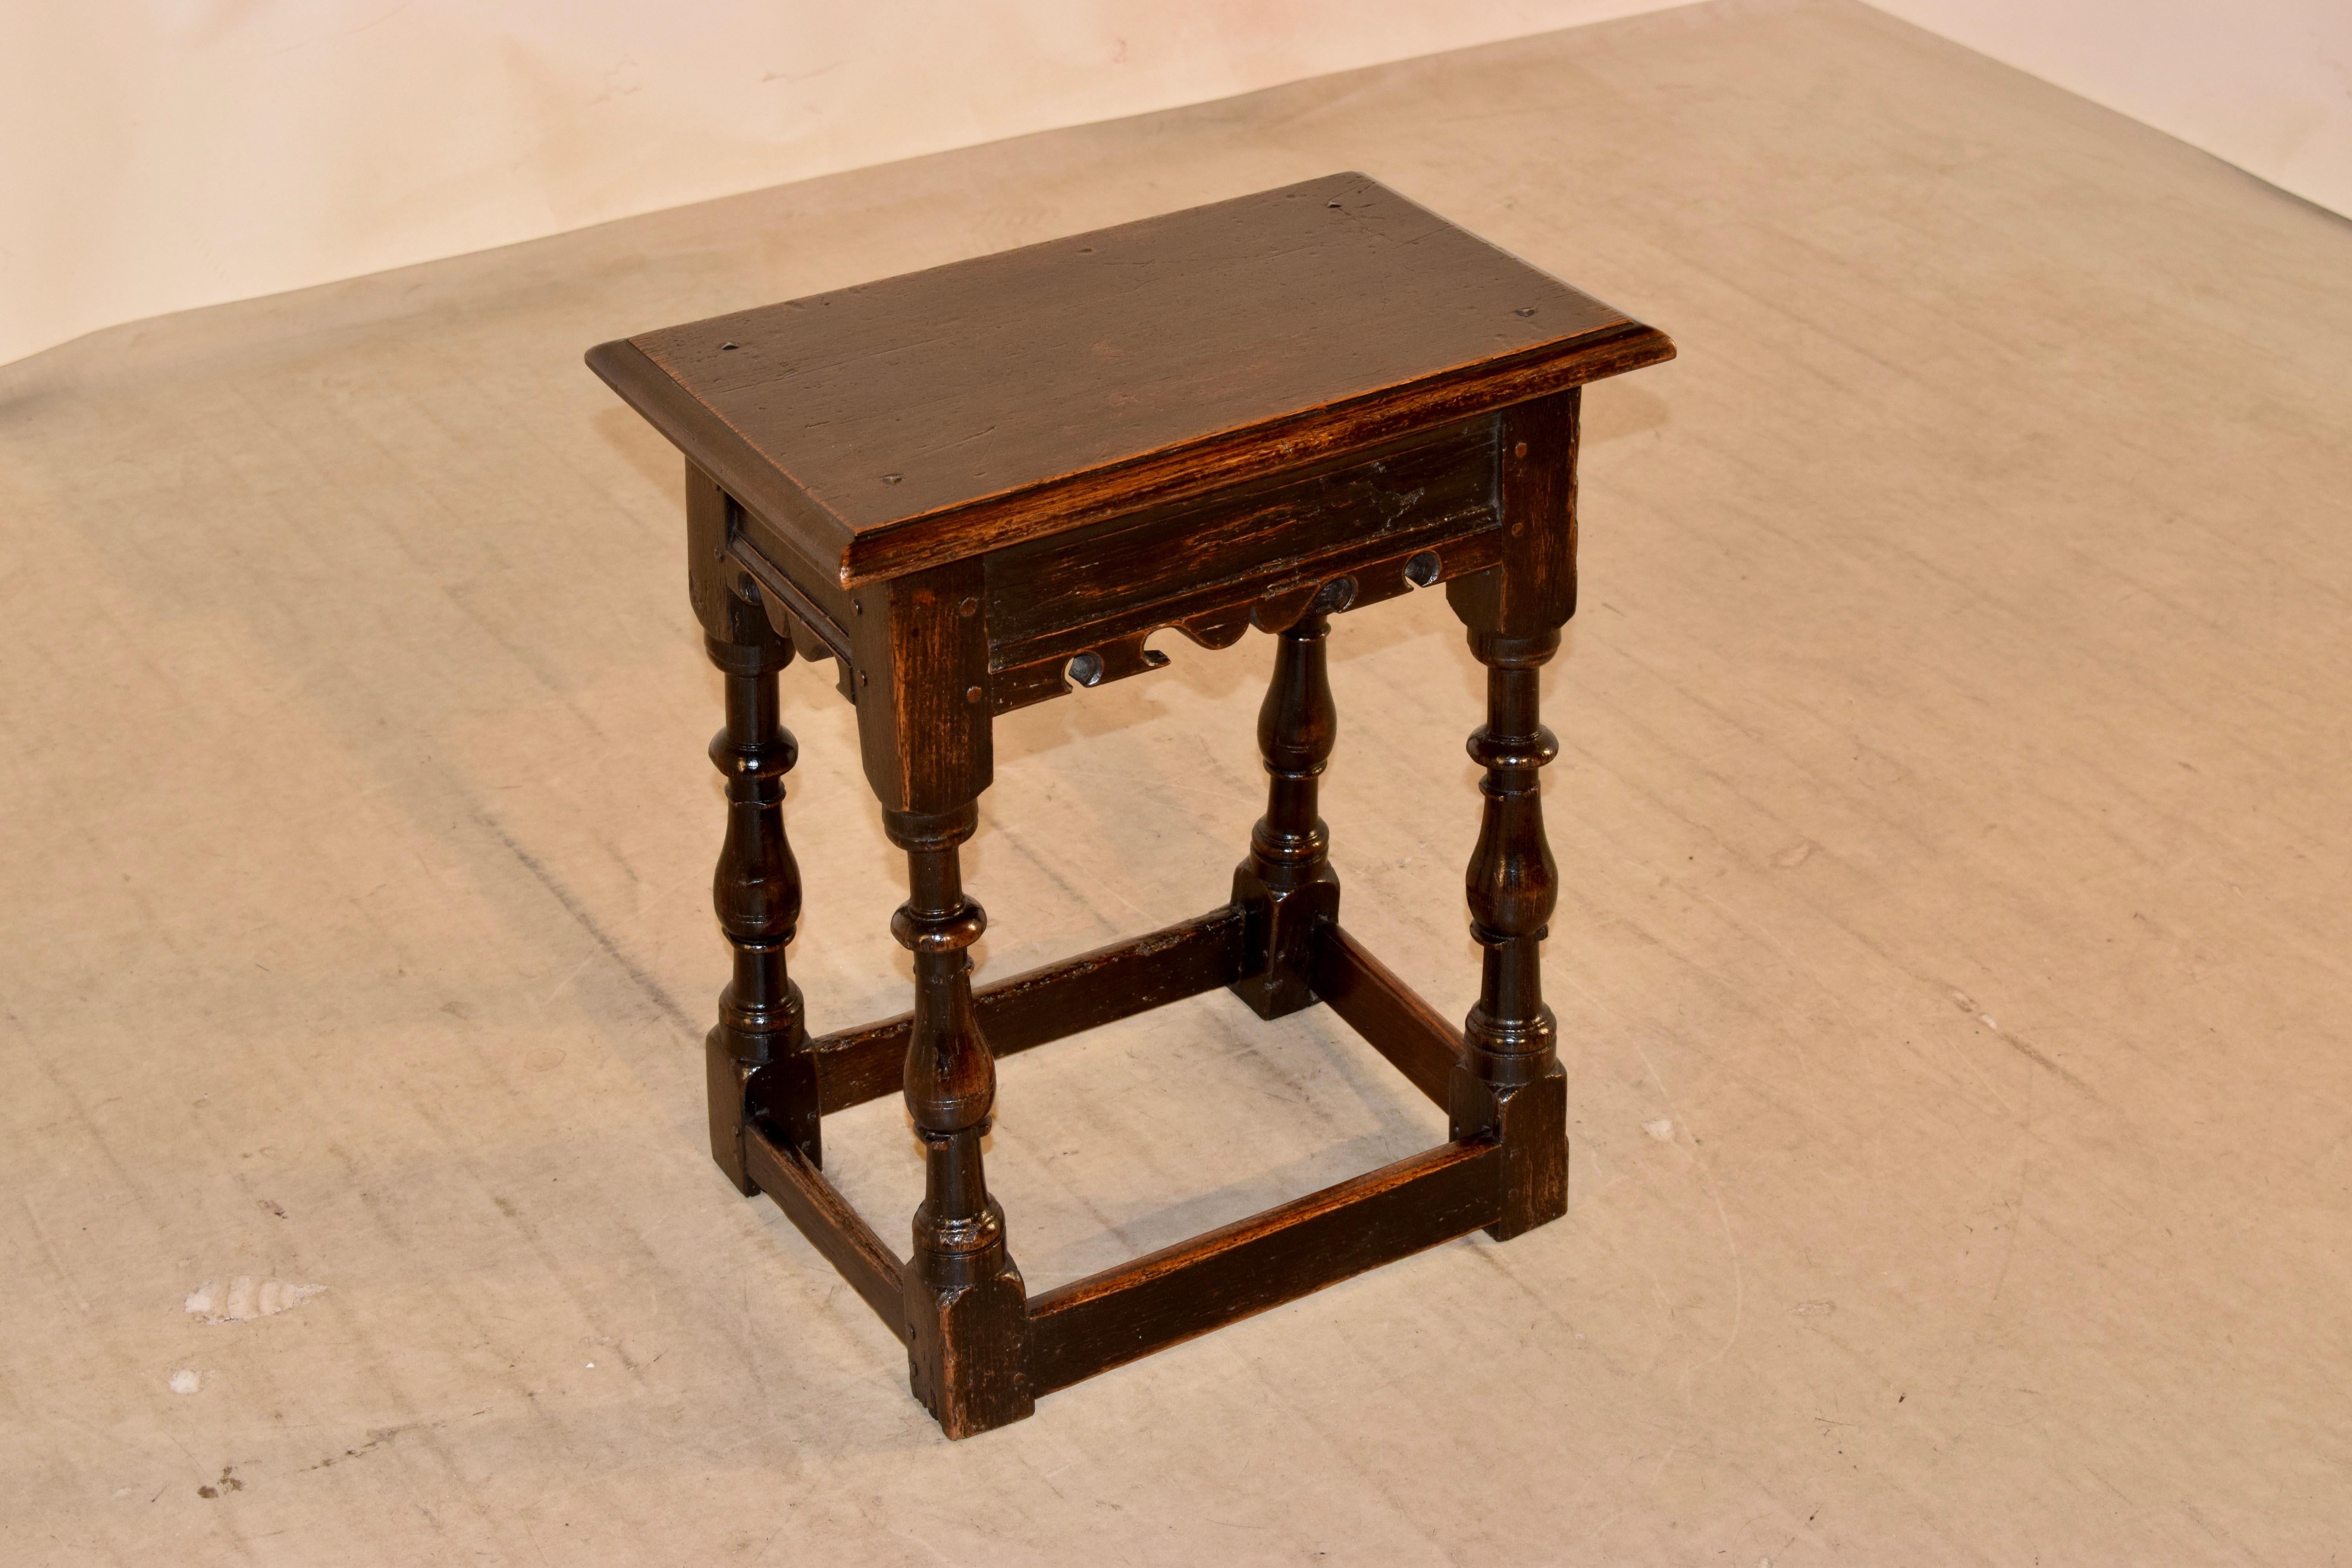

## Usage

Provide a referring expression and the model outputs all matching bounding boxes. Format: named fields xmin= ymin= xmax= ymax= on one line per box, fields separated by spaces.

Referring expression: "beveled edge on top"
xmin=586 ymin=180 xmax=1675 ymax=587
xmin=588 ymin=333 xmax=864 ymax=573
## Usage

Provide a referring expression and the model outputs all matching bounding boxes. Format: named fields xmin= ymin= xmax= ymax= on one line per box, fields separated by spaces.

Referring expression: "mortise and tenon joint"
xmin=588 ymin=172 xmax=1673 ymax=1437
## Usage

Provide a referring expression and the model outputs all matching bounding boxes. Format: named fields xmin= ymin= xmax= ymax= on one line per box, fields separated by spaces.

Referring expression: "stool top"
xmin=589 ymin=171 xmax=1671 ymax=587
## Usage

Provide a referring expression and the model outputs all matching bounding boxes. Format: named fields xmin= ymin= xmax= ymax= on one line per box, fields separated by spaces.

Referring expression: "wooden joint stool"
xmin=587 ymin=172 xmax=1673 ymax=1438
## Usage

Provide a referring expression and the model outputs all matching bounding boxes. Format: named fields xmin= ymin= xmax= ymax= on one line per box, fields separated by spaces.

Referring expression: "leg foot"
xmin=903 ymin=1144 xmax=1032 ymax=1437
xmin=1450 ymin=1064 xmax=1566 ymax=1239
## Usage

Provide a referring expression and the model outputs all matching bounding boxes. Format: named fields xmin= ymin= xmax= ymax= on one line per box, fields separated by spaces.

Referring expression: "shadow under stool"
xmin=587 ymin=171 xmax=1675 ymax=1438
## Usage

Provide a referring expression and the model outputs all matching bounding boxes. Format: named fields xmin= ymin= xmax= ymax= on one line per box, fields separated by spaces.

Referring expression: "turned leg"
xmin=890 ymin=804 xmax=1032 ymax=1436
xmin=1450 ymin=643 xmax=1567 ymax=1236
xmin=840 ymin=558 xmax=1030 ymax=1437
xmin=1231 ymin=590 xmax=1345 ymax=1018
xmin=684 ymin=462 xmax=814 ymax=1192
xmin=1445 ymin=389 xmax=1581 ymax=1238
xmin=702 ymin=621 xmax=813 ymax=1191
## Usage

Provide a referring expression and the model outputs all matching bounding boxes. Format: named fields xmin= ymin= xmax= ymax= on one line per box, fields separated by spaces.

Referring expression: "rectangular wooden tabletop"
xmin=588 ymin=171 xmax=1672 ymax=585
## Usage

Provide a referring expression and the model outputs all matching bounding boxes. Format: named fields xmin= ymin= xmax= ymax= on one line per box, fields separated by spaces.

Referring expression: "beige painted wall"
xmin=7 ymin=2 xmax=2344 ymax=370
xmin=1869 ymin=0 xmax=2352 ymax=220
xmin=0 ymin=0 xmax=1689 ymax=367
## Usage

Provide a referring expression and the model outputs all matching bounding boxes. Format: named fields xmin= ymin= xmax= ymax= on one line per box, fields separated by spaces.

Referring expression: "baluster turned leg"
xmin=682 ymin=458 xmax=816 ymax=1196
xmin=1446 ymin=389 xmax=1581 ymax=1238
xmin=1231 ymin=587 xmax=1347 ymax=1018
xmin=1452 ymin=646 xmax=1567 ymax=1236
xmin=890 ymin=804 xmax=1033 ymax=1437
xmin=841 ymin=561 xmax=1030 ymax=1437
xmin=704 ymin=618 xmax=813 ymax=1191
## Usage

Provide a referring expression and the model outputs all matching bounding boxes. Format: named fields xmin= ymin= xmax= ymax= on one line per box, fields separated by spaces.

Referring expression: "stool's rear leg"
xmin=1445 ymin=390 xmax=1581 ymax=1239
xmin=1231 ymin=588 xmax=1345 ymax=1018
xmin=688 ymin=466 xmax=813 ymax=1193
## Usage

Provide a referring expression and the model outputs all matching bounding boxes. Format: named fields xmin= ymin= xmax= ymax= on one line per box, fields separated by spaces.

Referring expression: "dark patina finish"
xmin=588 ymin=171 xmax=1673 ymax=1437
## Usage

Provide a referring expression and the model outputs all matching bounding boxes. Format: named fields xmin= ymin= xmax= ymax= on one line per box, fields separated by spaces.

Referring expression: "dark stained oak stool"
xmin=587 ymin=172 xmax=1673 ymax=1438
